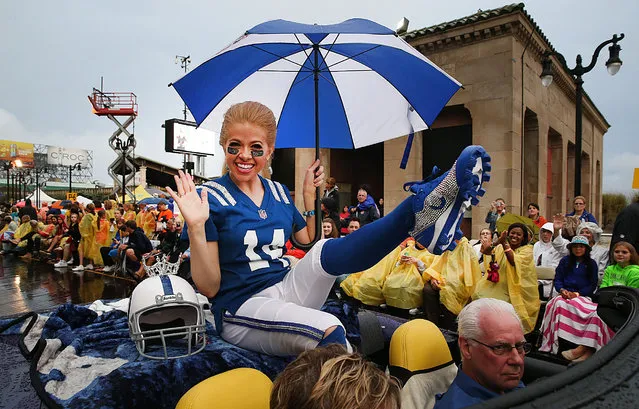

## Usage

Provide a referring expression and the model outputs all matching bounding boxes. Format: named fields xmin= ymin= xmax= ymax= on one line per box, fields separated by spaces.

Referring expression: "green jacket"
xmin=600 ymin=264 xmax=639 ymax=289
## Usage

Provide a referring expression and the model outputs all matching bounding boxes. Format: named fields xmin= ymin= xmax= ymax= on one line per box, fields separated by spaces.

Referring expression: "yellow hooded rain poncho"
xmin=422 ymin=237 xmax=483 ymax=315
xmin=79 ymin=212 xmax=102 ymax=265
xmin=473 ymin=244 xmax=540 ymax=333
xmin=341 ymin=239 xmax=435 ymax=309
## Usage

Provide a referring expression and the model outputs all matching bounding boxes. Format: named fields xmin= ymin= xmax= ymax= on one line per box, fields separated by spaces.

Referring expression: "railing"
xmin=88 ymin=88 xmax=138 ymax=116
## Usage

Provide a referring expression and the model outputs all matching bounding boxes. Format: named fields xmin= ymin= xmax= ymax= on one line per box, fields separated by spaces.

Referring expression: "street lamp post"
xmin=16 ymin=170 xmax=32 ymax=202
xmin=69 ymin=162 xmax=82 ymax=196
xmin=540 ymin=34 xmax=624 ymax=196
xmin=33 ymin=167 xmax=49 ymax=206
xmin=2 ymin=162 xmax=13 ymax=202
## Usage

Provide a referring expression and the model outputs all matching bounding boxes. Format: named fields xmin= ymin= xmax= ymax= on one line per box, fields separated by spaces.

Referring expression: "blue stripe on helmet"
xmin=160 ymin=275 xmax=174 ymax=296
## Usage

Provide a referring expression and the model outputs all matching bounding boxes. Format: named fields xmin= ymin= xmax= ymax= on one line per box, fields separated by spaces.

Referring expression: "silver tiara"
xmin=142 ymin=252 xmax=182 ymax=277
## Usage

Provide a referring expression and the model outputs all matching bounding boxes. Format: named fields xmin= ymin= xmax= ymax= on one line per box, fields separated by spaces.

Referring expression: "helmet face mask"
xmin=128 ymin=275 xmax=207 ymax=359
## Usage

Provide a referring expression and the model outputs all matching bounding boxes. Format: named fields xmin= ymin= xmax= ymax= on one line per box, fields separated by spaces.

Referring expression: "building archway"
xmin=523 ymin=109 xmax=540 ymax=210
xmin=547 ymin=128 xmax=563 ymax=216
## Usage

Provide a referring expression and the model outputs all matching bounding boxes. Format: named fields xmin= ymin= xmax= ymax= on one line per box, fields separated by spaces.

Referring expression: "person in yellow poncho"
xmin=104 ymin=200 xmax=115 ymax=222
xmin=123 ymin=203 xmax=136 ymax=222
xmin=341 ymin=238 xmax=435 ymax=309
xmin=73 ymin=203 xmax=102 ymax=270
xmin=473 ymin=222 xmax=540 ymax=333
xmin=136 ymin=203 xmax=157 ymax=238
xmin=94 ymin=209 xmax=111 ymax=250
xmin=11 ymin=215 xmax=42 ymax=258
xmin=421 ymin=237 xmax=483 ymax=327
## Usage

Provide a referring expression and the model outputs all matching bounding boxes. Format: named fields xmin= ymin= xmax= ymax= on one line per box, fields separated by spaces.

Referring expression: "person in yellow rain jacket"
xmin=421 ymin=237 xmax=483 ymax=327
xmin=123 ymin=203 xmax=137 ymax=222
xmin=136 ymin=203 xmax=157 ymax=238
xmin=95 ymin=209 xmax=111 ymax=250
xmin=73 ymin=203 xmax=102 ymax=270
xmin=473 ymin=222 xmax=540 ymax=333
xmin=341 ymin=238 xmax=435 ymax=309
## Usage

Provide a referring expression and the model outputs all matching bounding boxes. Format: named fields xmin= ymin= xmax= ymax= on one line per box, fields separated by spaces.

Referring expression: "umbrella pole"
xmin=313 ymin=45 xmax=322 ymax=244
xmin=292 ymin=45 xmax=322 ymax=250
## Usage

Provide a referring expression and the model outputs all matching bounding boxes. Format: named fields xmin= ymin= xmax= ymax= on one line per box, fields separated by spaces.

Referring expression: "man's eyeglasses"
xmin=470 ymin=338 xmax=531 ymax=355
xmin=574 ymin=202 xmax=585 ymax=206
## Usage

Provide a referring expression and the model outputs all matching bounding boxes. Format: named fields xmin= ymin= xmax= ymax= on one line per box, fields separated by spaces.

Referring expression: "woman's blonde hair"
xmin=573 ymin=195 xmax=587 ymax=205
xmin=271 ymin=345 xmax=400 ymax=409
xmin=219 ymin=101 xmax=277 ymax=147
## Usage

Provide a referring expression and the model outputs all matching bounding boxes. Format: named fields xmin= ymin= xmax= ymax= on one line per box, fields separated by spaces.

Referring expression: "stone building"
xmin=278 ymin=4 xmax=607 ymax=238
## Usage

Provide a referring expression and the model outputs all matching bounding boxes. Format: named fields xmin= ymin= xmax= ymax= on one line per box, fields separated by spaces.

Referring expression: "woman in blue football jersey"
xmin=168 ymin=101 xmax=491 ymax=356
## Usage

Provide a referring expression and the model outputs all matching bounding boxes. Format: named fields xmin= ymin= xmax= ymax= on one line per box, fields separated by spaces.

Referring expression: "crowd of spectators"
xmin=0 ymin=197 xmax=188 ymax=282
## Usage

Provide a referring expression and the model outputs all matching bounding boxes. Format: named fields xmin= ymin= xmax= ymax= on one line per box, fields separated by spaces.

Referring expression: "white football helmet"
xmin=128 ymin=274 xmax=206 ymax=359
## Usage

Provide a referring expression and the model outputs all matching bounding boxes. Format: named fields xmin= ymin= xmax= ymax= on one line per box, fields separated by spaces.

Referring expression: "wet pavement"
xmin=0 ymin=255 xmax=136 ymax=318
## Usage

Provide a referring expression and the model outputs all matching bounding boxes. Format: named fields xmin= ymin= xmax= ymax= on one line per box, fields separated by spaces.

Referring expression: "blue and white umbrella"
xmin=171 ymin=18 xmax=461 ymax=150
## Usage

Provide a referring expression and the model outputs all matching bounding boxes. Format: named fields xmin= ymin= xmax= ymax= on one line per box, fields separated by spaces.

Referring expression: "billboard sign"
xmin=47 ymin=146 xmax=90 ymax=167
xmin=165 ymin=118 xmax=217 ymax=156
xmin=0 ymin=140 xmax=35 ymax=168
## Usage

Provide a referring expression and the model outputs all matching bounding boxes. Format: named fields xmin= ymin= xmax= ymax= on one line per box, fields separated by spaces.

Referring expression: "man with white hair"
xmin=434 ymin=298 xmax=529 ymax=409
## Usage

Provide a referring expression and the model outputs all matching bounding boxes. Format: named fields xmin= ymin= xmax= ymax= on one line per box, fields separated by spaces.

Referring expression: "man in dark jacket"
xmin=323 ymin=177 xmax=340 ymax=212
xmin=610 ymin=197 xmax=639 ymax=255
xmin=121 ymin=220 xmax=153 ymax=277
xmin=18 ymin=198 xmax=38 ymax=221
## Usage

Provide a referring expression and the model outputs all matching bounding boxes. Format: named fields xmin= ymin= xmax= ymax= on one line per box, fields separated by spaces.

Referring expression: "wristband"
xmin=302 ymin=210 xmax=315 ymax=217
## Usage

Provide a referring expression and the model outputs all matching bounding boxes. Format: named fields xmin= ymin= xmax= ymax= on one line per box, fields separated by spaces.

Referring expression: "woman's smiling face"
xmin=224 ymin=122 xmax=272 ymax=184
xmin=322 ymin=222 xmax=332 ymax=237
xmin=508 ymin=227 xmax=525 ymax=248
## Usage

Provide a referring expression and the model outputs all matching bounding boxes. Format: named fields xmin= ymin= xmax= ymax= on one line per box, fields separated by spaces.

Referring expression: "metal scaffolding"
xmin=88 ymin=88 xmax=138 ymax=201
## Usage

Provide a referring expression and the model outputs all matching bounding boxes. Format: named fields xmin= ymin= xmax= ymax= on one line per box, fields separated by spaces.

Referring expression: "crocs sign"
xmin=47 ymin=146 xmax=90 ymax=167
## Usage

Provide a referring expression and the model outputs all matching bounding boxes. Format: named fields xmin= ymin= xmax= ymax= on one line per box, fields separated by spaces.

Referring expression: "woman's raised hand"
xmin=497 ymin=230 xmax=508 ymax=246
xmin=553 ymin=213 xmax=564 ymax=232
xmin=166 ymin=170 xmax=209 ymax=229
xmin=303 ymin=159 xmax=325 ymax=198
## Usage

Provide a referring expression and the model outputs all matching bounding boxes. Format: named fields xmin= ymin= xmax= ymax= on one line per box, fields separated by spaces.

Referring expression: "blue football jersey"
xmin=181 ymin=173 xmax=306 ymax=329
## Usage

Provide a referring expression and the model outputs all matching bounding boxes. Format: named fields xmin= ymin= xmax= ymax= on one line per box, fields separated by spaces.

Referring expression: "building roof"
xmin=405 ymin=3 xmax=555 ymax=53
xmin=405 ymin=2 xmax=610 ymax=130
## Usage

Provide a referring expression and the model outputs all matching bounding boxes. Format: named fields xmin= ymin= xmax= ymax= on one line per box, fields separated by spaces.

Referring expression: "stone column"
xmin=466 ymin=99 xmax=517 ymax=238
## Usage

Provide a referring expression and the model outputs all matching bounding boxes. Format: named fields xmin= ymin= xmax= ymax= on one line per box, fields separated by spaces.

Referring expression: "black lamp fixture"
xmin=540 ymin=33 xmax=624 ymax=196
xmin=69 ymin=162 xmax=82 ymax=194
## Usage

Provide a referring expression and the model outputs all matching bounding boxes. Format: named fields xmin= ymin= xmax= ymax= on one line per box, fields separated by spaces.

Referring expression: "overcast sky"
xmin=0 ymin=0 xmax=636 ymax=194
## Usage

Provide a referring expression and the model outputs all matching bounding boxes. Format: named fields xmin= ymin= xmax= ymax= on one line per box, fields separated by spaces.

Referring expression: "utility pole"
xmin=176 ymin=55 xmax=195 ymax=175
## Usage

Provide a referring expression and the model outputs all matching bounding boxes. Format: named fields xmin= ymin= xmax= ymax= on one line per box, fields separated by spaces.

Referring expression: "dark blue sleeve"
xmin=586 ymin=212 xmax=597 ymax=224
xmin=554 ymin=257 xmax=568 ymax=292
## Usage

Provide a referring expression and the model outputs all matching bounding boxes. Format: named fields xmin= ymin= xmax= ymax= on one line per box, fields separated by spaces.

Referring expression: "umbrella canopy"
xmin=138 ymin=197 xmax=163 ymax=205
xmin=495 ymin=214 xmax=540 ymax=240
xmin=51 ymin=200 xmax=73 ymax=209
xmin=172 ymin=18 xmax=461 ymax=149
